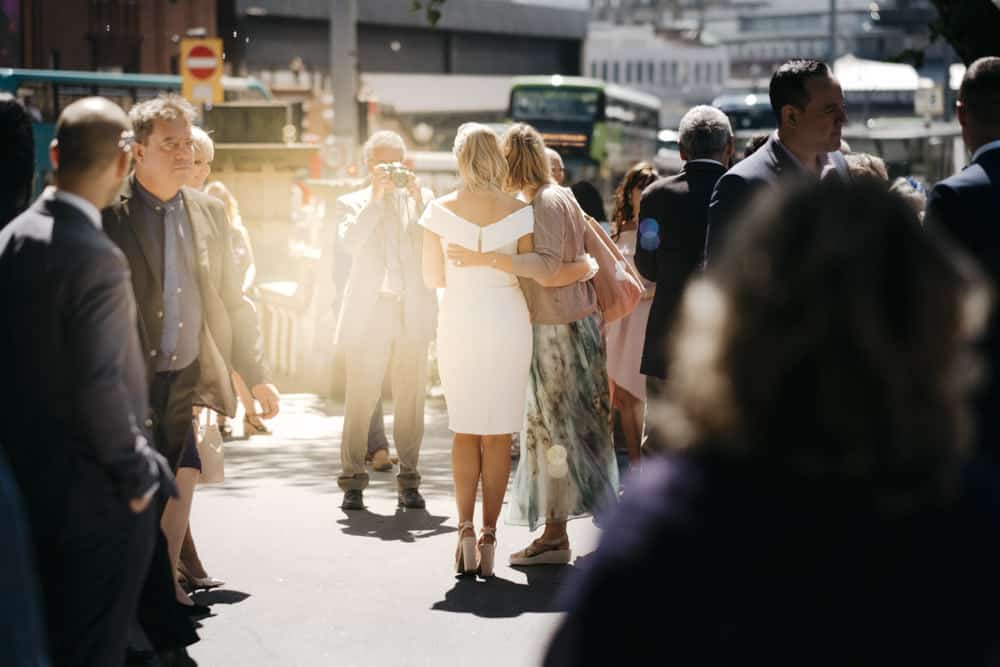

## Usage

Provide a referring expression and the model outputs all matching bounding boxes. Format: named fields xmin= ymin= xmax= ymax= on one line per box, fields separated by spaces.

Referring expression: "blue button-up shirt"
xmin=132 ymin=179 xmax=203 ymax=372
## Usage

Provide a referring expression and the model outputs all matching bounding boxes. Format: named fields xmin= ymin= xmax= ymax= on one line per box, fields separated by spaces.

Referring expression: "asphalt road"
xmin=186 ymin=394 xmax=605 ymax=667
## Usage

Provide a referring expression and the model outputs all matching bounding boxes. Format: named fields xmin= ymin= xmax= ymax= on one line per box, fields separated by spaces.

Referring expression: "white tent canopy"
xmin=833 ymin=54 xmax=921 ymax=92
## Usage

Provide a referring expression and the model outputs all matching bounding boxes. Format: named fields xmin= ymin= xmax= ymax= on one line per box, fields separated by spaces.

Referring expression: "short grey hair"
xmin=362 ymin=130 xmax=406 ymax=168
xmin=129 ymin=95 xmax=196 ymax=144
xmin=678 ymin=105 xmax=733 ymax=160
xmin=191 ymin=126 xmax=214 ymax=160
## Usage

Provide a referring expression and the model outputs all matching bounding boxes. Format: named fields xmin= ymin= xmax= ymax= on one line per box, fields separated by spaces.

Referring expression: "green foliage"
xmin=929 ymin=0 xmax=1000 ymax=65
xmin=410 ymin=0 xmax=448 ymax=27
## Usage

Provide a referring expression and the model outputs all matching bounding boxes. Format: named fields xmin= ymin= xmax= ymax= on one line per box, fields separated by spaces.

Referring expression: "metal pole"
xmin=330 ymin=0 xmax=359 ymax=147
xmin=828 ymin=0 xmax=838 ymax=63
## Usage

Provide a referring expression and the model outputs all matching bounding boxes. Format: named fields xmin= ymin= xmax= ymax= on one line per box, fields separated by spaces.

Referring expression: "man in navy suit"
xmin=926 ymin=57 xmax=1000 ymax=466
xmin=635 ymin=105 xmax=733 ymax=454
xmin=706 ymin=59 xmax=848 ymax=264
xmin=0 ymin=97 xmax=172 ymax=667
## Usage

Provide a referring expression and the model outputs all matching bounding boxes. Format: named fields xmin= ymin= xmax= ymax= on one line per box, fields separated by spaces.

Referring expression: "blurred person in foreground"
xmin=706 ymin=59 xmax=848 ymax=263
xmin=0 ymin=97 xmax=171 ymax=666
xmin=544 ymin=179 xmax=999 ymax=666
xmin=104 ymin=95 xmax=278 ymax=661
xmin=891 ymin=176 xmax=927 ymax=220
xmin=635 ymin=105 xmax=733 ymax=456
xmin=604 ymin=162 xmax=659 ymax=466
xmin=448 ymin=124 xmax=616 ymax=565
xmin=334 ymin=130 xmax=438 ymax=511
xmin=0 ymin=93 xmax=36 ymax=227
xmin=926 ymin=56 xmax=1000 ymax=474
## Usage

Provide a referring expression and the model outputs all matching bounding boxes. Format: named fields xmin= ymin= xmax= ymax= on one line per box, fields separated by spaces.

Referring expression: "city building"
xmin=584 ymin=21 xmax=729 ymax=125
xmin=589 ymin=0 xmax=955 ymax=87
xmin=12 ymin=0 xmax=216 ymax=73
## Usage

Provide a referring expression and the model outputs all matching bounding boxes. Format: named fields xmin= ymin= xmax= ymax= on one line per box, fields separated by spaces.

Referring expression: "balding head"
xmin=53 ymin=97 xmax=131 ymax=185
xmin=546 ymin=147 xmax=564 ymax=184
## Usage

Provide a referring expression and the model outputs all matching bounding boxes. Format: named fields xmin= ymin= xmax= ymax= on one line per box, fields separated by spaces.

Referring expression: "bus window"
xmin=511 ymin=88 xmax=601 ymax=123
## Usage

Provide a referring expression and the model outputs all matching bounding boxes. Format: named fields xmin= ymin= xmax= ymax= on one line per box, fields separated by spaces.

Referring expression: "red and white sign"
xmin=181 ymin=38 xmax=223 ymax=105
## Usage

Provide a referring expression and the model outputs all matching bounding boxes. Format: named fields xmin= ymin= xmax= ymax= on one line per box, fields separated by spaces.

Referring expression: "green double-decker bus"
xmin=0 ymin=68 xmax=271 ymax=195
xmin=508 ymin=75 xmax=660 ymax=205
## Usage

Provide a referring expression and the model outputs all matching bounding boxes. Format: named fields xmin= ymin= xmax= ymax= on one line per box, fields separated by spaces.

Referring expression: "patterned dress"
xmin=508 ymin=314 xmax=620 ymax=530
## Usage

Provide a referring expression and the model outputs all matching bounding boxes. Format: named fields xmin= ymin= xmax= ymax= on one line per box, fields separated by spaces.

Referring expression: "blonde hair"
xmin=502 ymin=123 xmax=552 ymax=192
xmin=453 ymin=123 xmax=507 ymax=192
xmin=191 ymin=126 xmax=215 ymax=161
xmin=204 ymin=180 xmax=242 ymax=229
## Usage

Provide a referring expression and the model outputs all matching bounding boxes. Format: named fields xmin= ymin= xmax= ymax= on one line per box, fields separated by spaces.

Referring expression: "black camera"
xmin=376 ymin=161 xmax=413 ymax=188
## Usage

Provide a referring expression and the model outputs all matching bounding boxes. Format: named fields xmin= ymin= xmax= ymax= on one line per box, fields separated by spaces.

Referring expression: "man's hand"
xmin=128 ymin=486 xmax=155 ymax=514
xmin=406 ymin=173 xmax=424 ymax=211
xmin=371 ymin=168 xmax=396 ymax=200
xmin=251 ymin=383 xmax=281 ymax=419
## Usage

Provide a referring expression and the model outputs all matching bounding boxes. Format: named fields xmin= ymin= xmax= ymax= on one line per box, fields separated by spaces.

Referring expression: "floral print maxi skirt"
xmin=507 ymin=314 xmax=619 ymax=531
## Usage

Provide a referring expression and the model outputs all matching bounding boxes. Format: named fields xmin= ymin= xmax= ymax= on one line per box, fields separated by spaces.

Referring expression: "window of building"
xmin=694 ymin=62 xmax=701 ymax=85
xmin=602 ymin=61 xmax=609 ymax=81
xmin=672 ymin=62 xmax=679 ymax=86
xmin=590 ymin=62 xmax=597 ymax=78
xmin=613 ymin=61 xmax=620 ymax=83
xmin=626 ymin=61 xmax=632 ymax=83
xmin=636 ymin=60 xmax=643 ymax=83
xmin=647 ymin=61 xmax=654 ymax=84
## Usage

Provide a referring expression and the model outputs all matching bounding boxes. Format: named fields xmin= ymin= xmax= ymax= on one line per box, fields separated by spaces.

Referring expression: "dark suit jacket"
xmin=0 ymin=194 xmax=164 ymax=534
xmin=545 ymin=453 xmax=1000 ymax=667
xmin=926 ymin=145 xmax=1000 ymax=463
xmin=635 ymin=160 xmax=727 ymax=378
xmin=103 ymin=180 xmax=270 ymax=417
xmin=705 ymin=134 xmax=847 ymax=264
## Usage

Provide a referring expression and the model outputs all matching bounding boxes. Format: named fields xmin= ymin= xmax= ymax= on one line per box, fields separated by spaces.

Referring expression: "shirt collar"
xmin=971 ymin=139 xmax=1000 ymax=164
xmin=685 ymin=158 xmax=725 ymax=168
xmin=772 ymin=131 xmax=838 ymax=177
xmin=132 ymin=176 xmax=184 ymax=212
xmin=52 ymin=189 xmax=101 ymax=229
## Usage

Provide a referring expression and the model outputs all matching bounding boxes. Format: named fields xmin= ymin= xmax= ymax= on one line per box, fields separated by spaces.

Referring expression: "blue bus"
xmin=0 ymin=68 xmax=272 ymax=194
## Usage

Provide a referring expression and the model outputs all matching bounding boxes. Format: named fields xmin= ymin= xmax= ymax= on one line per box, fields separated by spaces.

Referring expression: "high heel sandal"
xmin=478 ymin=527 xmax=497 ymax=578
xmin=455 ymin=521 xmax=477 ymax=575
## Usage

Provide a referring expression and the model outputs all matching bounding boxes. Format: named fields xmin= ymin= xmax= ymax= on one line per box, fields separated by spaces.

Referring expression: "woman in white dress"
xmin=420 ymin=124 xmax=592 ymax=577
xmin=605 ymin=162 xmax=659 ymax=467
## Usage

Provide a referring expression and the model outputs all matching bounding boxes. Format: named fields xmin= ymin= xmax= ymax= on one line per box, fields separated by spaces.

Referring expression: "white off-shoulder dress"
xmin=418 ymin=201 xmax=534 ymax=435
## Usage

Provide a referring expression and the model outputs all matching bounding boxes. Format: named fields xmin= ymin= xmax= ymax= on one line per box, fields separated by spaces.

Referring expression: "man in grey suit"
xmin=335 ymin=131 xmax=437 ymax=511
xmin=706 ymin=59 xmax=849 ymax=264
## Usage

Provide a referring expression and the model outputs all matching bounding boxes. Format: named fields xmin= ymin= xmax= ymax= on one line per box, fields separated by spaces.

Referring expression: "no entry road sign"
xmin=181 ymin=38 xmax=223 ymax=105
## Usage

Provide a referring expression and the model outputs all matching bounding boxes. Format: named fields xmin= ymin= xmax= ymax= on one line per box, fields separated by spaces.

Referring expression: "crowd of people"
xmin=3 ymin=52 xmax=1000 ymax=666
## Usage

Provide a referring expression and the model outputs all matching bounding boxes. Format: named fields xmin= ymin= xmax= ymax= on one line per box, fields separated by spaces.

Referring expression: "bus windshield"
xmin=511 ymin=87 xmax=601 ymax=123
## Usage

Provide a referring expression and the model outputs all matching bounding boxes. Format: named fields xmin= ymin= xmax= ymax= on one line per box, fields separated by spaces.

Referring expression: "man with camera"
xmin=334 ymin=131 xmax=437 ymax=511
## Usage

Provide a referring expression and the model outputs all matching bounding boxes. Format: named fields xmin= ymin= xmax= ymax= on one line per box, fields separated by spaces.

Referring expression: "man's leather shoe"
xmin=398 ymin=487 xmax=426 ymax=509
xmin=341 ymin=489 xmax=365 ymax=510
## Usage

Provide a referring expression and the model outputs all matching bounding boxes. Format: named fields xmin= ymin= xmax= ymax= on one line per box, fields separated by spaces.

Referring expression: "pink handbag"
xmin=581 ymin=213 xmax=644 ymax=323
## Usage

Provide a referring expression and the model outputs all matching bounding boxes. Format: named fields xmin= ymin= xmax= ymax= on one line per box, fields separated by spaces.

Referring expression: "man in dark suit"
xmin=635 ymin=105 xmax=733 ymax=455
xmin=926 ymin=56 xmax=1000 ymax=467
xmin=103 ymin=95 xmax=279 ymax=663
xmin=0 ymin=97 xmax=171 ymax=666
xmin=705 ymin=59 xmax=848 ymax=264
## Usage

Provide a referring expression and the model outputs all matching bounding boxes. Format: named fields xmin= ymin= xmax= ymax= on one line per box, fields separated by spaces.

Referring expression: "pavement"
xmin=186 ymin=394 xmax=605 ymax=667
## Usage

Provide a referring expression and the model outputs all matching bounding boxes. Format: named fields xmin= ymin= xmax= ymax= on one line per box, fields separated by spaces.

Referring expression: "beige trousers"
xmin=338 ymin=296 xmax=429 ymax=492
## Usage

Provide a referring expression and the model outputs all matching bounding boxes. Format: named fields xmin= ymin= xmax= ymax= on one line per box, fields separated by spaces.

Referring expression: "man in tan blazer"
xmin=335 ymin=131 xmax=437 ymax=511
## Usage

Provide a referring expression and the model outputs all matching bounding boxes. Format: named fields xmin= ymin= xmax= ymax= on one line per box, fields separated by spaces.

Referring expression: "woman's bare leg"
xmin=614 ymin=383 xmax=644 ymax=465
xmin=452 ymin=433 xmax=482 ymax=530
xmin=480 ymin=434 xmax=512 ymax=541
xmin=162 ymin=467 xmax=200 ymax=604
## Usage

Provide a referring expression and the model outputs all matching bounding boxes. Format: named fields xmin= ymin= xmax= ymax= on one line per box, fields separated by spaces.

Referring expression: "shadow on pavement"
xmin=192 ymin=589 xmax=252 ymax=606
xmin=338 ymin=507 xmax=456 ymax=543
xmin=430 ymin=564 xmax=577 ymax=618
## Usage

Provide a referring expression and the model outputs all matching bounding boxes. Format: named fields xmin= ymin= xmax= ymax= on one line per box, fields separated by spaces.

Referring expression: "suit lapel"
xmin=119 ymin=189 xmax=164 ymax=291
xmin=180 ymin=189 xmax=213 ymax=280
